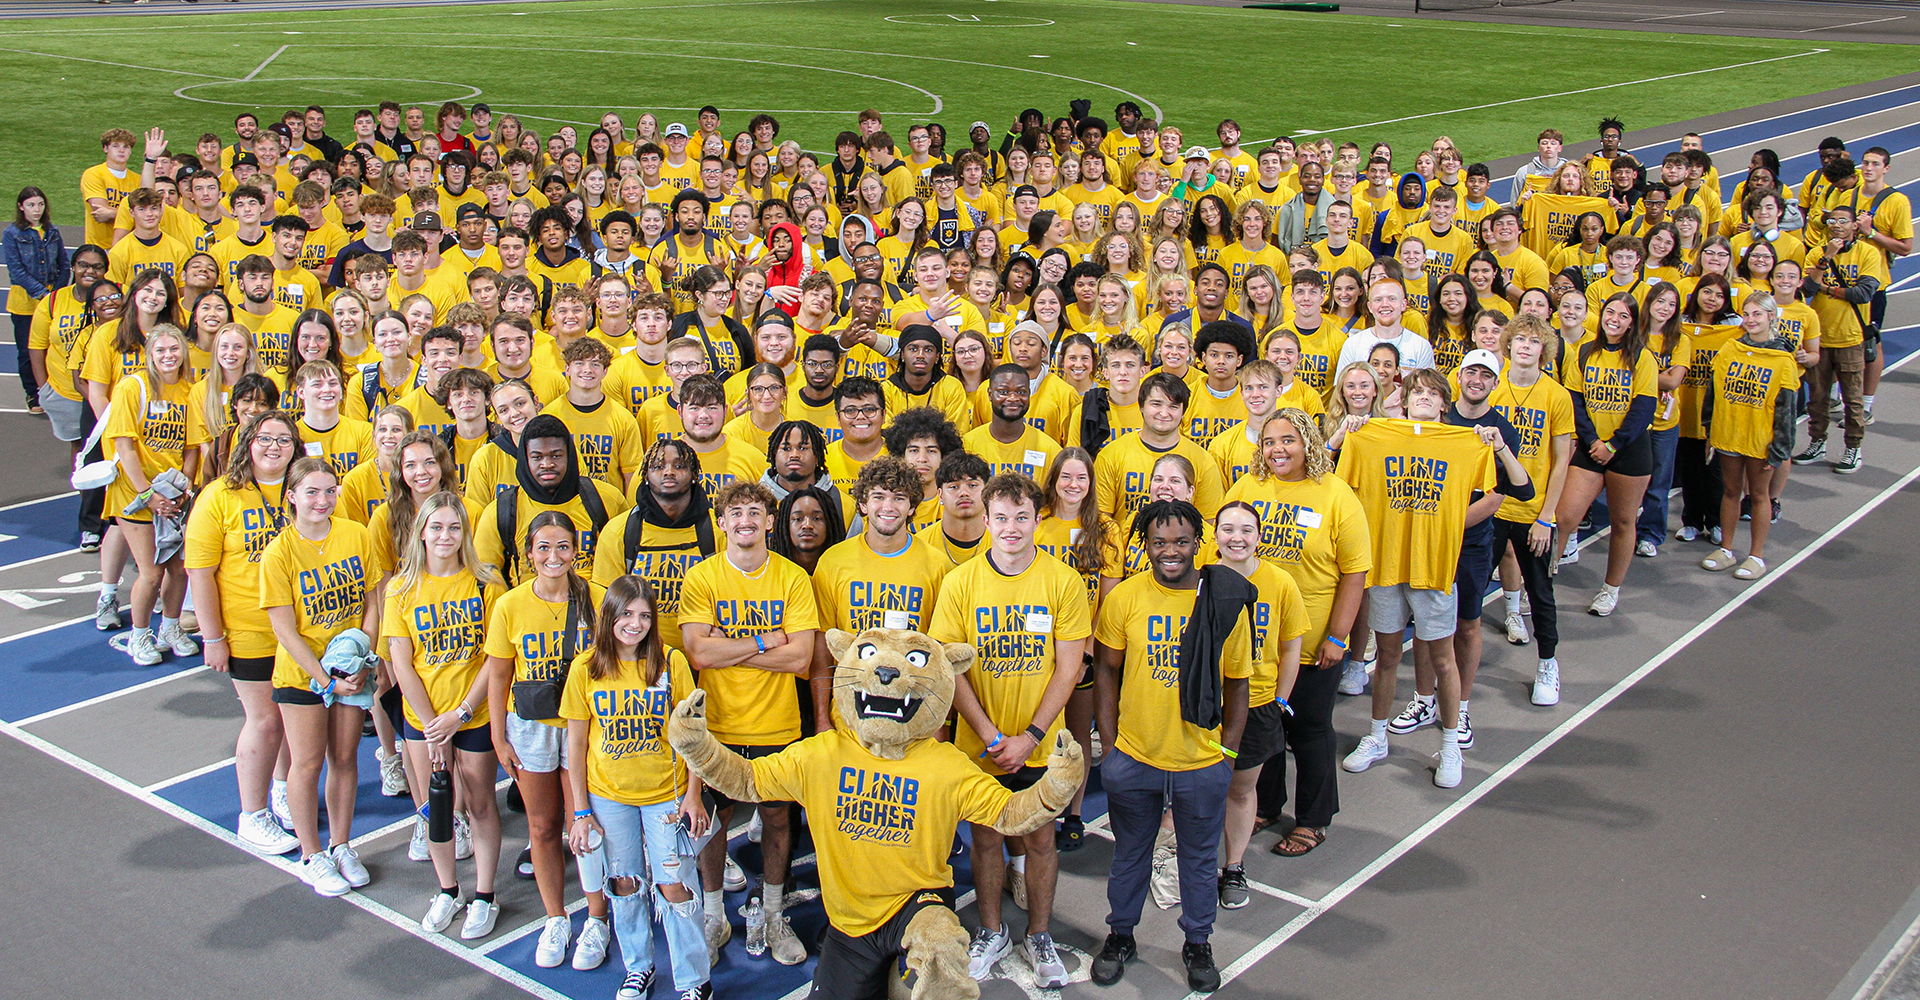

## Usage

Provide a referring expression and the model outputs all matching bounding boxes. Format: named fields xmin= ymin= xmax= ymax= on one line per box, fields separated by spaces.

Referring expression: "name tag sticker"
xmin=883 ymin=609 xmax=913 ymax=630
xmin=305 ymin=442 xmax=324 ymax=457
xmin=1024 ymin=449 xmax=1047 ymax=468
xmin=1296 ymin=509 xmax=1322 ymax=529
xmin=1026 ymin=612 xmax=1054 ymax=634
xmin=1069 ymin=528 xmax=1081 ymax=543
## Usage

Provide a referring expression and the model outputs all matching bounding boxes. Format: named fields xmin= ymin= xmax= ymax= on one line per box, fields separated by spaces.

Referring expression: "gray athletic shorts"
xmin=40 ymin=385 xmax=84 ymax=442
xmin=1367 ymin=583 xmax=1458 ymax=642
xmin=506 ymin=713 xmax=568 ymax=773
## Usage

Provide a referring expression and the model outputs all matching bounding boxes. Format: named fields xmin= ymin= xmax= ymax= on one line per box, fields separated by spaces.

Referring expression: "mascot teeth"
xmin=855 ymin=691 xmax=922 ymax=722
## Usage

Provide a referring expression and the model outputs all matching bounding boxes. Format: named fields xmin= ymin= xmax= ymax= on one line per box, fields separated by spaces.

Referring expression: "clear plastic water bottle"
xmin=744 ymin=897 xmax=767 ymax=956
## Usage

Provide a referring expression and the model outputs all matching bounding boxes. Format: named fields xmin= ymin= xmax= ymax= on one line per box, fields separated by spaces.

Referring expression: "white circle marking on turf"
xmin=173 ymin=77 xmax=483 ymax=107
xmin=883 ymin=13 xmax=1056 ymax=26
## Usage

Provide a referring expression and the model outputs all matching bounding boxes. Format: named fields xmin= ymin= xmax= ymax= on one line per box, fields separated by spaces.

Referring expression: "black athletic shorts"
xmin=1570 ymin=431 xmax=1654 ymax=477
xmin=710 ymin=741 xmax=795 ymax=809
xmin=271 ymin=684 xmax=326 ymax=707
xmin=1454 ymin=536 xmax=1495 ymax=623
xmin=226 ymin=655 xmax=274 ymax=683
xmin=401 ymin=720 xmax=494 ymax=754
xmin=807 ymin=886 xmax=957 ymax=1000
xmin=1235 ymin=700 xmax=1288 ymax=771
xmin=994 ymin=765 xmax=1046 ymax=792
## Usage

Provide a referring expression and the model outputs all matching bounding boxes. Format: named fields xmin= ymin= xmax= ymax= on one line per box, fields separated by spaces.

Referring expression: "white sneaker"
xmin=747 ymin=809 xmax=763 ymax=843
xmin=722 ymin=854 xmax=746 ymax=892
xmin=422 ymin=892 xmax=461 ymax=933
xmin=1505 ymin=610 xmax=1529 ymax=645
xmin=704 ymin=912 xmax=732 ymax=965
xmin=1588 ymin=588 xmax=1618 ymax=617
xmin=967 ymin=925 xmax=1011 ymax=980
xmin=158 ymin=622 xmax=200 ymax=656
xmin=1336 ymin=658 xmax=1369 ymax=695
xmin=1387 ymin=698 xmax=1438 ymax=735
xmin=534 ymin=915 xmax=572 ymax=968
xmin=1676 ymin=525 xmax=1700 ymax=542
xmin=1635 ymin=539 xmax=1658 ymax=558
xmin=330 ymin=844 xmax=370 ymax=887
xmin=270 ymin=783 xmax=294 ymax=831
xmin=127 ymin=630 xmax=163 ymax=666
xmin=1520 ymin=590 xmax=1532 ymax=615
xmin=379 ymin=751 xmax=409 ymax=797
xmin=460 ymin=897 xmax=499 ymax=939
xmin=572 ymin=916 xmax=610 ymax=969
xmin=300 ymin=851 xmax=352 ymax=897
xmin=1532 ymin=660 xmax=1562 ymax=706
xmin=1434 ymin=743 xmax=1463 ymax=788
xmin=1558 ymin=536 xmax=1580 ymax=566
xmin=409 ymin=817 xmax=431 ymax=862
xmin=95 ymin=593 xmax=123 ymax=631
xmin=1342 ymin=734 xmax=1390 ymax=773
xmin=1024 ymin=931 xmax=1068 ymax=989
xmin=765 ymin=912 xmax=806 ymax=966
xmin=453 ymin=813 xmax=473 ymax=861
xmin=237 ymin=809 xmax=298 ymax=855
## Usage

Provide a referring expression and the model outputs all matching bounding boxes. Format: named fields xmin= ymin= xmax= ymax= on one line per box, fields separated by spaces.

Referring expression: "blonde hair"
xmin=1094 ymin=273 xmax=1138 ymax=328
xmin=1253 ymin=408 xmax=1333 ymax=481
xmin=1322 ymin=361 xmax=1386 ymax=433
xmin=384 ymin=430 xmax=461 ymax=564
xmin=391 ymin=490 xmax=502 ymax=598
xmin=200 ymin=323 xmax=262 ymax=445
xmin=141 ymin=323 xmax=191 ymax=391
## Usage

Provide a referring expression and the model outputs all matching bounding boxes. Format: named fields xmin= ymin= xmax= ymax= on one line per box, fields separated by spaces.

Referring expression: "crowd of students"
xmin=5 ymin=96 xmax=1910 ymax=999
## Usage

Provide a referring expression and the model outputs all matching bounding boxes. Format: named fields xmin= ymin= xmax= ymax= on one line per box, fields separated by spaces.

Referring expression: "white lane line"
xmin=143 ymin=755 xmax=236 ymax=792
xmin=0 ymin=491 xmax=76 ymax=512
xmin=0 ymin=45 xmax=237 ymax=79
xmin=1181 ymin=457 xmax=1920 ymax=1000
xmin=241 ymin=43 xmax=289 ymax=81
xmin=477 ymin=896 xmax=593 ymax=955
xmin=1634 ymin=8 xmax=1724 ymax=20
xmin=1800 ymin=14 xmax=1907 ymax=32
xmin=1081 ymin=823 xmax=1318 ymax=908
xmin=0 ymin=548 xmax=82 ymax=574
xmin=12 ymin=665 xmax=209 ymax=726
xmin=1295 ymin=47 xmax=1828 ymax=135
xmin=0 ymin=717 xmax=574 ymax=1000
xmin=0 ymin=612 xmax=97 ymax=647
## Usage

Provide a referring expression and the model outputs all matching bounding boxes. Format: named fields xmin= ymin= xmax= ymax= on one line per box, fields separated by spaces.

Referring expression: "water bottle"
xmin=744 ymin=897 xmax=767 ymax=956
xmin=427 ymin=769 xmax=454 ymax=843
xmin=576 ymin=826 xmax=606 ymax=895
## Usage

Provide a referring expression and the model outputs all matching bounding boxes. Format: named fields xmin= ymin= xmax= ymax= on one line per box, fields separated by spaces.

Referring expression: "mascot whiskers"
xmin=669 ymin=626 xmax=1084 ymax=1000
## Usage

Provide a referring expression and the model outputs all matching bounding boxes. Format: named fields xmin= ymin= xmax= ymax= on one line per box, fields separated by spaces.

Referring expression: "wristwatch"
xmin=1025 ymin=724 xmax=1047 ymax=744
xmin=456 ymin=705 xmax=473 ymax=724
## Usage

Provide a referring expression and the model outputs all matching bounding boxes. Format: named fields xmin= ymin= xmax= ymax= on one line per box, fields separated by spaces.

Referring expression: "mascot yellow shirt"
xmin=751 ymin=728 xmax=1011 ymax=935
xmin=561 ymin=650 xmax=698 ymax=807
xmin=1094 ymin=573 xmax=1254 ymax=771
xmin=929 ymin=551 xmax=1092 ymax=772
xmin=677 ymin=552 xmax=821 ymax=746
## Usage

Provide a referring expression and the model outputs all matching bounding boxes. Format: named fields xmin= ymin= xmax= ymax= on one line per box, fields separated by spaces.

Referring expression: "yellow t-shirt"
xmin=107 ymin=232 xmax=191 ymax=285
xmin=1289 ymin=324 xmax=1346 ymax=398
xmin=463 ymin=441 xmax=516 ymax=510
xmin=1241 ymin=561 xmax=1311 ymax=707
xmin=473 ymin=479 xmax=630 ymax=587
xmin=1646 ymin=330 xmax=1692 ymax=434
xmin=590 ymin=506 xmax=717 ymax=651
xmin=1093 ymin=432 xmax=1227 ymax=523
xmin=1565 ymin=344 xmax=1658 ymax=442
xmin=1026 ymin=374 xmax=1083 ymax=445
xmin=1183 ymin=382 xmax=1244 ymax=445
xmin=605 ymin=352 xmax=673 ymax=417
xmin=560 ymin=649 xmax=698 ymax=806
xmin=929 ymin=550 xmax=1093 ymax=772
xmin=1487 ymin=375 xmax=1575 ymax=525
xmin=1335 ymin=418 xmax=1497 ymax=591
xmin=676 ymin=551 xmax=822 ymax=746
xmin=78 ymin=320 xmax=145 ymax=393
xmin=1093 ymin=573 xmax=1254 ymax=771
xmin=183 ymin=478 xmax=289 ymax=659
xmin=339 ymin=457 xmax=389 ymax=523
xmin=543 ymin=395 xmax=646 ymax=488
xmin=101 ymin=374 xmax=191 ymax=517
xmin=1677 ymin=323 xmax=1742 ymax=440
xmin=1221 ymin=474 xmax=1371 ymax=657
xmin=1708 ymin=340 xmax=1801 ymax=460
xmin=1809 ymin=242 xmax=1889 ymax=350
xmin=80 ymin=163 xmax=142 ymax=248
xmin=483 ymin=580 xmax=605 ymax=726
xmin=233 ymin=304 xmax=301 ymax=374
xmin=298 ymin=416 xmax=374 ymax=477
xmin=962 ymin=423 xmax=1060 ymax=481
xmin=28 ymin=288 xmax=92 ymax=401
xmin=750 ymin=729 xmax=1011 ymax=935
xmin=258 ymin=517 xmax=378 ymax=691
xmin=209 ymin=231 xmax=272 ymax=286
xmin=381 ymin=569 xmax=499 ymax=730
xmin=812 ymin=534 xmax=951 ymax=636
xmin=882 ymin=377 xmax=977 ymax=436
xmin=682 ymin=436 xmax=771 ymax=498
xmin=1033 ymin=514 xmax=1125 ymax=612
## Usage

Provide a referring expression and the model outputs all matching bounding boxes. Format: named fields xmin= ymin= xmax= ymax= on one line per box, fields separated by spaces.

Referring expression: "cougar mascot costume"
xmin=668 ymin=626 xmax=1084 ymax=1000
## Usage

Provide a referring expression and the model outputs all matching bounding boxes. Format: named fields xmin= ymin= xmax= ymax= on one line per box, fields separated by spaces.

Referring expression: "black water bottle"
xmin=428 ymin=769 xmax=454 ymax=844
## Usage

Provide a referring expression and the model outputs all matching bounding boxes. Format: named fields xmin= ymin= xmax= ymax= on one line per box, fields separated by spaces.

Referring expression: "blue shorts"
xmin=1455 ymin=535 xmax=1495 ymax=622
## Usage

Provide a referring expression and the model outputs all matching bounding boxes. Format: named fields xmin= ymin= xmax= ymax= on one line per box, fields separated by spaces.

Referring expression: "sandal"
xmin=1733 ymin=556 xmax=1768 ymax=580
xmin=1270 ymin=826 xmax=1327 ymax=857
xmin=1250 ymin=815 xmax=1278 ymax=834
xmin=1701 ymin=548 xmax=1739 ymax=572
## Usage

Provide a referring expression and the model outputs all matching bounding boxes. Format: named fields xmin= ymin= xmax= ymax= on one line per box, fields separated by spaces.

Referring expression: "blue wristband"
xmin=754 ymin=634 xmax=766 ymax=654
xmin=981 ymin=732 xmax=1004 ymax=757
xmin=1326 ymin=635 xmax=1348 ymax=651
xmin=574 ymin=809 xmax=593 ymax=819
xmin=1275 ymin=697 xmax=1294 ymax=716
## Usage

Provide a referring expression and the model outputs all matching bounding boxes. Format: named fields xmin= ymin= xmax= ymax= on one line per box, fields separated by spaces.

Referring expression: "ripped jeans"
xmin=588 ymin=793 xmax=713 ymax=990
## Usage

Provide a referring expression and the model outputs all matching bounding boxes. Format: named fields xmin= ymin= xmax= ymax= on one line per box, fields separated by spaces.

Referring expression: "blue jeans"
xmin=1100 ymin=748 xmax=1232 ymax=943
xmin=1591 ymin=425 xmax=1679 ymax=545
xmin=589 ymin=793 xmax=712 ymax=991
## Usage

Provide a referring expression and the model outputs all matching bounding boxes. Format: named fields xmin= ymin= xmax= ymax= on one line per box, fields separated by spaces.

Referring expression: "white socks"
xmin=1009 ymin=854 xmax=1026 ymax=874
xmin=1504 ymin=589 xmax=1523 ymax=617
xmin=764 ymin=879 xmax=785 ymax=916
xmin=705 ymin=888 xmax=724 ymax=920
xmin=1370 ymin=718 xmax=1388 ymax=740
xmin=1599 ymin=583 xmax=1620 ymax=598
xmin=1441 ymin=728 xmax=1461 ymax=749
xmin=161 ymin=615 xmax=179 ymax=634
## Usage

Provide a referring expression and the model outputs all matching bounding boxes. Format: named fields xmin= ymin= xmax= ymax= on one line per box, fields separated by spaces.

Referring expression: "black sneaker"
xmin=1834 ymin=446 xmax=1863 ymax=475
xmin=1183 ymin=940 xmax=1221 ymax=992
xmin=515 ymin=845 xmax=535 ymax=880
xmin=1770 ymin=498 xmax=1781 ymax=524
xmin=1056 ymin=814 xmax=1085 ymax=853
xmin=506 ymin=782 xmax=524 ymax=814
xmin=1792 ymin=439 xmax=1827 ymax=465
xmin=1739 ymin=496 xmax=1752 ymax=521
xmin=1090 ymin=932 xmax=1136 ymax=986
xmin=1218 ymin=867 xmax=1251 ymax=909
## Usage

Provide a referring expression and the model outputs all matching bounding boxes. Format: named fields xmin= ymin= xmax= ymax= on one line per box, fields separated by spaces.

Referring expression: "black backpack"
xmin=494 ymin=480 xmax=612 ymax=582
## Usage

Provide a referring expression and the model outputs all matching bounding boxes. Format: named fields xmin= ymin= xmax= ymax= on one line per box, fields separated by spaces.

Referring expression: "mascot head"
xmin=826 ymin=627 xmax=974 ymax=761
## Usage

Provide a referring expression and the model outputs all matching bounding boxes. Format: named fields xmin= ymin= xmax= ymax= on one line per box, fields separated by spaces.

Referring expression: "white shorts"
xmin=1367 ymin=583 xmax=1458 ymax=642
xmin=506 ymin=713 xmax=568 ymax=773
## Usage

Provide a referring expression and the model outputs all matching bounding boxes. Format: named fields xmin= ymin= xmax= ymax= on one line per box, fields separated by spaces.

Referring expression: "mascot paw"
xmin=1046 ymin=728 xmax=1084 ymax=770
xmin=667 ymin=689 xmax=710 ymax=751
xmin=901 ymin=905 xmax=980 ymax=1000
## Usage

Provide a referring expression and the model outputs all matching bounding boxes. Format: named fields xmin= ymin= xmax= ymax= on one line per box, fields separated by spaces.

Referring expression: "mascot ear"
xmin=825 ymin=628 xmax=856 ymax=662
xmin=941 ymin=641 xmax=976 ymax=676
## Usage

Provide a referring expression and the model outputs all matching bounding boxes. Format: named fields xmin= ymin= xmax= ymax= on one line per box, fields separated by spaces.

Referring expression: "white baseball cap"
xmin=1459 ymin=349 xmax=1503 ymax=379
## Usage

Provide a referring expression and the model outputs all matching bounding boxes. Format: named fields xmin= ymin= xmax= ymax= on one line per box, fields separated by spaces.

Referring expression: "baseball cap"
xmin=411 ymin=211 xmax=444 ymax=231
xmin=1459 ymin=349 xmax=1503 ymax=378
xmin=455 ymin=203 xmax=485 ymax=220
xmin=1183 ymin=145 xmax=1212 ymax=162
xmin=232 ymin=151 xmax=260 ymax=168
xmin=471 ymin=103 xmax=491 ymax=114
xmin=1013 ymin=185 xmax=1039 ymax=201
xmin=664 ymin=123 xmax=690 ymax=139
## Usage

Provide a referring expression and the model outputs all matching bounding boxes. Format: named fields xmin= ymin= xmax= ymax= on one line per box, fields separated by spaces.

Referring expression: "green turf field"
xmin=2 ymin=0 xmax=1914 ymax=216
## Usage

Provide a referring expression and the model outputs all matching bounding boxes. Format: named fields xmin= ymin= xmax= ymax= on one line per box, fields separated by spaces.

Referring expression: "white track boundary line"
xmin=0 ymin=45 xmax=238 ymax=80
xmin=0 ymin=717 xmax=572 ymax=1000
xmin=143 ymin=754 xmax=236 ymax=792
xmin=0 ymin=611 xmax=108 ymax=648
xmin=1296 ymin=47 xmax=1829 ymax=135
xmin=1182 ymin=456 xmax=1920 ymax=1000
xmin=0 ymin=491 xmax=76 ymax=512
xmin=1800 ymin=14 xmax=1906 ymax=32
xmin=0 ymin=547 xmax=82 ymax=574
xmin=12 ymin=664 xmax=208 ymax=726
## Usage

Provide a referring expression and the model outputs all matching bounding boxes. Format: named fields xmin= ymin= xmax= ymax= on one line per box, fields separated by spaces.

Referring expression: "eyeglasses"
xmin=854 ymin=253 xmax=882 ymax=263
xmin=255 ymin=435 xmax=294 ymax=448
xmin=749 ymin=384 xmax=785 ymax=396
xmin=838 ymin=404 xmax=882 ymax=418
xmin=73 ymin=261 xmax=105 ymax=272
xmin=704 ymin=287 xmax=733 ymax=297
xmin=665 ymin=360 xmax=706 ymax=373
xmin=803 ymin=359 xmax=839 ymax=370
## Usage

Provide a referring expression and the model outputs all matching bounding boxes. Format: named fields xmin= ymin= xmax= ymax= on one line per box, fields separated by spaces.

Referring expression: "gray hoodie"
xmin=1509 ymin=156 xmax=1566 ymax=206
